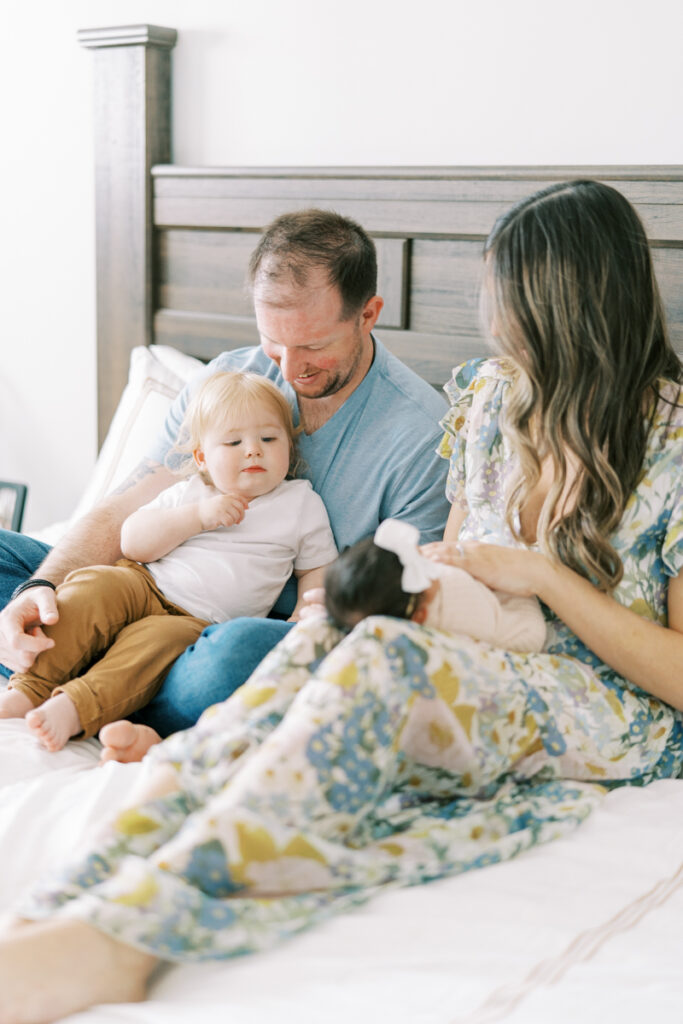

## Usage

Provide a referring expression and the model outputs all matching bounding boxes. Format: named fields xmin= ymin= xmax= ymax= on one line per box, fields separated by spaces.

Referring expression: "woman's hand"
xmin=426 ymin=538 xmax=683 ymax=709
xmin=421 ymin=540 xmax=547 ymax=598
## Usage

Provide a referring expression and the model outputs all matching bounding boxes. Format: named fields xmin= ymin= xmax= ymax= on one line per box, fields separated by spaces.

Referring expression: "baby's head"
xmin=324 ymin=520 xmax=439 ymax=630
xmin=176 ymin=371 xmax=299 ymax=498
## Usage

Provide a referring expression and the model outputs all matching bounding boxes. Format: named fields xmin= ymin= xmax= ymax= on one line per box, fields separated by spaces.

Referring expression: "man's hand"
xmin=198 ymin=494 xmax=250 ymax=531
xmin=0 ymin=587 xmax=58 ymax=673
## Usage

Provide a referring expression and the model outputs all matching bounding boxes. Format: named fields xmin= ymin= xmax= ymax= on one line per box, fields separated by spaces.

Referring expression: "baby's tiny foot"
xmin=25 ymin=693 xmax=82 ymax=752
xmin=99 ymin=721 xmax=162 ymax=764
xmin=0 ymin=689 xmax=34 ymax=719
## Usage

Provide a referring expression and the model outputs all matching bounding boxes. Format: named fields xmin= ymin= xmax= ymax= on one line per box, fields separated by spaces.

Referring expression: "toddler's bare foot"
xmin=0 ymin=917 xmax=157 ymax=1023
xmin=0 ymin=690 xmax=34 ymax=719
xmin=99 ymin=720 xmax=162 ymax=764
xmin=25 ymin=693 xmax=81 ymax=752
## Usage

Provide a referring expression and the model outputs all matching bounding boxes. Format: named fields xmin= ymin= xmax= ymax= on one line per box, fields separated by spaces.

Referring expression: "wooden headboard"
xmin=78 ymin=25 xmax=683 ymax=446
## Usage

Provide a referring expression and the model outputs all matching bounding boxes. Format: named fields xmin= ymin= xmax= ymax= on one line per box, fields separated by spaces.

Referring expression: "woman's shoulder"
xmin=442 ymin=356 xmax=514 ymax=407
xmin=438 ymin=358 xmax=513 ymax=461
xmin=652 ymin=380 xmax=683 ymax=433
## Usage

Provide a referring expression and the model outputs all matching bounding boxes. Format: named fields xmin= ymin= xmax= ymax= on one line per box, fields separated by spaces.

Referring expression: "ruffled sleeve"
xmin=662 ymin=476 xmax=683 ymax=578
xmin=438 ymin=358 xmax=484 ymax=506
xmin=652 ymin=388 xmax=683 ymax=579
xmin=438 ymin=357 xmax=512 ymax=508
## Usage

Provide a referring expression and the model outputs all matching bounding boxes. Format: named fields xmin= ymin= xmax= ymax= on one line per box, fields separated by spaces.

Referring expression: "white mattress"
xmin=0 ymin=719 xmax=681 ymax=1023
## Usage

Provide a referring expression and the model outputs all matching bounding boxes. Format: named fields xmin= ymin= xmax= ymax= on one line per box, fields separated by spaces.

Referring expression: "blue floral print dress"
xmin=19 ymin=357 xmax=683 ymax=961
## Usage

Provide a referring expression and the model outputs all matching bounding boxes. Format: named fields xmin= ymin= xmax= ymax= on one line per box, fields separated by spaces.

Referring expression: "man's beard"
xmin=294 ymin=331 xmax=365 ymax=399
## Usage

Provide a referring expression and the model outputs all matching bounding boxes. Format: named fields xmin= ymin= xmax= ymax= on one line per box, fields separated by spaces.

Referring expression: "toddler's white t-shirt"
xmin=142 ymin=475 xmax=337 ymax=622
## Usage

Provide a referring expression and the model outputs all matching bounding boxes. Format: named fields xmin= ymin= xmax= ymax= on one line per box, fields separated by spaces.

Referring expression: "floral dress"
xmin=19 ymin=358 xmax=683 ymax=961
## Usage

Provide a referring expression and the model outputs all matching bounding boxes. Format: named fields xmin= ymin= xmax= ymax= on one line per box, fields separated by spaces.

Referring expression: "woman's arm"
xmin=422 ymin=540 xmax=683 ymax=710
xmin=538 ymin=559 xmax=683 ymax=708
xmin=121 ymin=493 xmax=249 ymax=563
xmin=443 ymin=502 xmax=467 ymax=542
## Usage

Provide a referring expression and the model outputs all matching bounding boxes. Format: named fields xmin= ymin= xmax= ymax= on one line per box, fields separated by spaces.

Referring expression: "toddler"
xmin=325 ymin=519 xmax=546 ymax=651
xmin=0 ymin=371 xmax=337 ymax=750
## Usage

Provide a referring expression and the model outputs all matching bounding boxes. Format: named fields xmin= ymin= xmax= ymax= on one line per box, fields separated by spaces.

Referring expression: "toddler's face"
xmin=194 ymin=405 xmax=291 ymax=499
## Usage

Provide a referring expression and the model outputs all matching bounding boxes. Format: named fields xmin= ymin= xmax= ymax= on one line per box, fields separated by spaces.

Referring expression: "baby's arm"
xmin=290 ymin=564 xmax=335 ymax=622
xmin=121 ymin=493 xmax=249 ymax=563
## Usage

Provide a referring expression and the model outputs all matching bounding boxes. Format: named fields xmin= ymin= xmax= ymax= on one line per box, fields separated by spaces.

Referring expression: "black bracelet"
xmin=10 ymin=578 xmax=57 ymax=602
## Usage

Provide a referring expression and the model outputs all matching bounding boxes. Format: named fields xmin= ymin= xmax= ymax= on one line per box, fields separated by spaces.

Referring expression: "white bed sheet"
xmin=0 ymin=720 xmax=681 ymax=1024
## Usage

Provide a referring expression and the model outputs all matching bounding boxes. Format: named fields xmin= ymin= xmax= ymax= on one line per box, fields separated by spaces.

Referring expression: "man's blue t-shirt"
xmin=147 ymin=337 xmax=450 ymax=567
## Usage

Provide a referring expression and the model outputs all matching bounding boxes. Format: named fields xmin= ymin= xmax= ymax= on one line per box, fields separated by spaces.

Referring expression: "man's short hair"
xmin=248 ymin=209 xmax=378 ymax=320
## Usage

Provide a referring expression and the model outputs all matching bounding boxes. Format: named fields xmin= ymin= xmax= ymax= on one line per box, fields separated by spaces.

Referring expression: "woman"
xmin=2 ymin=179 xmax=682 ymax=1023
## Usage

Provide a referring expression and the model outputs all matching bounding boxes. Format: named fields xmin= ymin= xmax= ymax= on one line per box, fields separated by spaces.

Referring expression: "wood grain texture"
xmin=150 ymin=166 xmax=683 ymax=387
xmin=157 ymin=232 xmax=409 ymax=330
xmin=79 ymin=25 xmax=176 ymax=445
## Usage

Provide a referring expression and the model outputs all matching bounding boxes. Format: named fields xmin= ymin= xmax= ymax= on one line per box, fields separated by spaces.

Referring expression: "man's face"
xmin=253 ymin=267 xmax=379 ymax=400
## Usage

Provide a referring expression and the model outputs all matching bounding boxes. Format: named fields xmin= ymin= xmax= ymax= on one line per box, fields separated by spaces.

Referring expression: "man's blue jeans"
xmin=0 ymin=528 xmax=294 ymax=735
xmin=131 ymin=617 xmax=294 ymax=735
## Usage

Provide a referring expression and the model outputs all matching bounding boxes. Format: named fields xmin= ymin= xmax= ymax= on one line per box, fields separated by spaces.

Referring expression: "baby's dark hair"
xmin=324 ymin=536 xmax=418 ymax=629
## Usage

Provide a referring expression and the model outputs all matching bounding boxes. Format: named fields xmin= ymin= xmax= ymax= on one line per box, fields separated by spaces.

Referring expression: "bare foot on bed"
xmin=25 ymin=693 xmax=82 ymax=752
xmin=0 ymin=917 xmax=157 ymax=1023
xmin=99 ymin=720 xmax=162 ymax=764
xmin=0 ymin=690 xmax=34 ymax=719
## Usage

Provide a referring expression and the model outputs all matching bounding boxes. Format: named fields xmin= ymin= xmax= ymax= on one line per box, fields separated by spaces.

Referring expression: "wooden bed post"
xmin=78 ymin=24 xmax=177 ymax=447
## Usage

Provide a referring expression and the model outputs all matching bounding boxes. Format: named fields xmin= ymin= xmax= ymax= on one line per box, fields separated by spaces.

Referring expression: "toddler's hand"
xmin=297 ymin=587 xmax=327 ymax=621
xmin=198 ymin=493 xmax=249 ymax=531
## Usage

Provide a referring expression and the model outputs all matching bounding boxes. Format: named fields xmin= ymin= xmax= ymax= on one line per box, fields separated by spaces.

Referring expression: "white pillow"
xmin=32 ymin=345 xmax=203 ymax=544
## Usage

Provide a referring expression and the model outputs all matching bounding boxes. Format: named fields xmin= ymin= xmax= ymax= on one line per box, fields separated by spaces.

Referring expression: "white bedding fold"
xmin=0 ymin=721 xmax=681 ymax=1023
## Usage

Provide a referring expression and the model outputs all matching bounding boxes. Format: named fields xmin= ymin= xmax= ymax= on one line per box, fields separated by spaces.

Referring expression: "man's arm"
xmin=40 ymin=460 xmax=174 ymax=581
xmin=0 ymin=459 xmax=175 ymax=672
xmin=382 ymin=437 xmax=450 ymax=544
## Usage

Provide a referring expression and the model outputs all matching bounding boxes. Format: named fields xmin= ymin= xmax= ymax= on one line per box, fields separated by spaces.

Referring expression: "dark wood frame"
xmin=0 ymin=483 xmax=28 ymax=533
xmin=79 ymin=25 xmax=683 ymax=447
xmin=78 ymin=24 xmax=176 ymax=445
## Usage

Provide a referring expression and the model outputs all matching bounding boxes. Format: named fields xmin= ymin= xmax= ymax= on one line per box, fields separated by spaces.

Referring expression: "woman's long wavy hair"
xmin=484 ymin=179 xmax=682 ymax=590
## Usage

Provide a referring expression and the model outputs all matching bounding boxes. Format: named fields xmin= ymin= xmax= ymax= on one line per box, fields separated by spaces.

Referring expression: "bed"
xmin=2 ymin=21 xmax=683 ymax=1023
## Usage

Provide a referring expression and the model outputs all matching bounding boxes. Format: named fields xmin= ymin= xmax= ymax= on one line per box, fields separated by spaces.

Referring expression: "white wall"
xmin=2 ymin=0 xmax=681 ymax=531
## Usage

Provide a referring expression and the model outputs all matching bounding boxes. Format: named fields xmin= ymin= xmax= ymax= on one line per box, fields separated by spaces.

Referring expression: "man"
xmin=0 ymin=210 xmax=449 ymax=756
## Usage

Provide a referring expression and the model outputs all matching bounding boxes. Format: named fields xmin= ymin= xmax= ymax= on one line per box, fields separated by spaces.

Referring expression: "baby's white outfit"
xmin=424 ymin=563 xmax=547 ymax=652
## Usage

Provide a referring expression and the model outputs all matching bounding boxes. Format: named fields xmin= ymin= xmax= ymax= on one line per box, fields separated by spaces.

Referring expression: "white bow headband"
xmin=374 ymin=519 xmax=439 ymax=593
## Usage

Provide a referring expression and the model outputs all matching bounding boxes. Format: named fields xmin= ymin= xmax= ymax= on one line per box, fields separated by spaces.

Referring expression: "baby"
xmin=0 ymin=371 xmax=338 ymax=750
xmin=324 ymin=519 xmax=547 ymax=652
